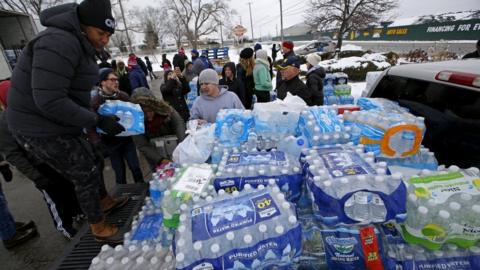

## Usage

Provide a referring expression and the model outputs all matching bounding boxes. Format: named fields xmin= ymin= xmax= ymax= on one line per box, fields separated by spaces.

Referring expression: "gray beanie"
xmin=199 ymin=69 xmax=219 ymax=85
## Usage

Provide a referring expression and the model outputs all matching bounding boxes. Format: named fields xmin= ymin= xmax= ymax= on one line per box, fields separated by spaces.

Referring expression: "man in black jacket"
xmin=277 ymin=55 xmax=312 ymax=105
xmin=306 ymin=53 xmax=326 ymax=106
xmin=172 ymin=48 xmax=188 ymax=72
xmin=6 ymin=0 xmax=126 ymax=244
xmin=276 ymin=40 xmax=296 ymax=88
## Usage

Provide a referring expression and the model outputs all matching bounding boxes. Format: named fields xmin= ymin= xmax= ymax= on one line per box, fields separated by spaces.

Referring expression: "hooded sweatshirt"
xmin=219 ymin=62 xmax=246 ymax=106
xmin=306 ymin=65 xmax=326 ymax=106
xmin=253 ymin=58 xmax=273 ymax=91
xmin=7 ymin=3 xmax=99 ymax=137
xmin=190 ymin=86 xmax=245 ymax=123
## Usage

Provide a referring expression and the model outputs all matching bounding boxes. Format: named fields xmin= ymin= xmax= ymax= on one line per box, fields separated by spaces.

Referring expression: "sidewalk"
xmin=0 ymin=77 xmax=163 ymax=270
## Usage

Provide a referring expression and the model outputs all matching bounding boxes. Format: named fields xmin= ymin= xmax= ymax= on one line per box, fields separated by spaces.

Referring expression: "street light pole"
xmin=279 ymin=0 xmax=284 ymax=42
xmin=248 ymin=2 xmax=254 ymax=41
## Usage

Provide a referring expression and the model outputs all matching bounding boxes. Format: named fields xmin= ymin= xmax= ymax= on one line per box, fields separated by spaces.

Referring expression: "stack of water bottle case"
xmin=89 ymin=95 xmax=480 ymax=270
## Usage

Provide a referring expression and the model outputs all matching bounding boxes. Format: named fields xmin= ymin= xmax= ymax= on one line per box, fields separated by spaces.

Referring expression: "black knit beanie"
xmin=78 ymin=0 xmax=116 ymax=34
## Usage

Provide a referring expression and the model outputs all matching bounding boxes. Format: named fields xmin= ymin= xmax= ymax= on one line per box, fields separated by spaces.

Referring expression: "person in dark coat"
xmin=172 ymin=48 xmax=188 ymax=71
xmin=129 ymin=53 xmax=148 ymax=77
xmin=130 ymin=89 xmax=186 ymax=169
xmin=5 ymin=0 xmax=127 ymax=244
xmin=1 ymin=84 xmax=82 ymax=240
xmin=182 ymin=61 xmax=196 ymax=83
xmin=462 ymin=40 xmax=480 ymax=59
xmin=160 ymin=69 xmax=190 ymax=122
xmin=128 ymin=58 xmax=149 ymax=90
xmin=191 ymin=49 xmax=199 ymax=62
xmin=277 ymin=55 xmax=312 ymax=105
xmin=115 ymin=60 xmax=132 ymax=95
xmin=161 ymin=54 xmax=172 ymax=71
xmin=144 ymin=56 xmax=157 ymax=80
xmin=89 ymin=68 xmax=144 ymax=185
xmin=219 ymin=62 xmax=246 ymax=106
xmin=237 ymin=48 xmax=255 ymax=109
xmin=276 ymin=40 xmax=296 ymax=89
xmin=306 ymin=53 xmax=326 ymax=106
xmin=271 ymin=43 xmax=280 ymax=62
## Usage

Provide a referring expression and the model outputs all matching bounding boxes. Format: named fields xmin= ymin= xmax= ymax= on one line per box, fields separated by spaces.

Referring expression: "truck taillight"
xmin=435 ymin=71 xmax=480 ymax=88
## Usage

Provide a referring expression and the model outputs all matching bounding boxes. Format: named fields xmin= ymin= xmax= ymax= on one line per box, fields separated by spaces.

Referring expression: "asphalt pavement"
xmin=0 ymin=76 xmax=163 ymax=270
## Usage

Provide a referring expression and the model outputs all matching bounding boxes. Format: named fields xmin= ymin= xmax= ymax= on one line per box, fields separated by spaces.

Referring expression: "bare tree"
xmin=166 ymin=0 xmax=232 ymax=49
xmin=110 ymin=31 xmax=129 ymax=52
xmin=0 ymin=0 xmax=64 ymax=18
xmin=306 ymin=0 xmax=398 ymax=49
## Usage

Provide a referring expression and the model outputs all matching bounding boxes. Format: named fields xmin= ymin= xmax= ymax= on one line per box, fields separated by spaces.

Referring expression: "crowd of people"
xmin=0 ymin=0 xmax=328 ymax=250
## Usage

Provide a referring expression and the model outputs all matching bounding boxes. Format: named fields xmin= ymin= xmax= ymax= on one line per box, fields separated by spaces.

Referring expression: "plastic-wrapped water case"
xmin=97 ymin=100 xmax=145 ymax=136
xmin=214 ymin=109 xmax=254 ymax=147
xmin=298 ymin=106 xmax=351 ymax=147
xmin=173 ymin=186 xmax=302 ymax=270
xmin=401 ymin=166 xmax=480 ymax=250
xmin=187 ymin=80 xmax=199 ymax=110
xmin=356 ymin=97 xmax=409 ymax=113
xmin=343 ymin=109 xmax=426 ymax=158
xmin=322 ymin=226 xmax=385 ymax=270
xmin=214 ymin=150 xmax=303 ymax=201
xmin=161 ymin=164 xmax=215 ymax=228
xmin=303 ymin=144 xmax=407 ymax=226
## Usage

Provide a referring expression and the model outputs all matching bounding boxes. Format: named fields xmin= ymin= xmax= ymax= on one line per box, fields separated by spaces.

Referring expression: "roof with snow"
xmin=388 ymin=10 xmax=480 ymax=27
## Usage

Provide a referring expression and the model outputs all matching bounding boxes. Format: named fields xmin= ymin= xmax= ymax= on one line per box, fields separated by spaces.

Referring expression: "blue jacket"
xmin=129 ymin=65 xmax=149 ymax=90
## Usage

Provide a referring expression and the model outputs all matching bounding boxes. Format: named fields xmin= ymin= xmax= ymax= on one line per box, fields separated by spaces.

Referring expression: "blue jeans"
xmin=109 ymin=139 xmax=144 ymax=184
xmin=0 ymin=181 xmax=16 ymax=240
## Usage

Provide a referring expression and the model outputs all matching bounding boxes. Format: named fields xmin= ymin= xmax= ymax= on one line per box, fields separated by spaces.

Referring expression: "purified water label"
xmin=191 ymin=191 xmax=280 ymax=242
xmin=410 ymin=172 xmax=480 ymax=204
xmin=315 ymin=147 xmax=376 ymax=178
xmin=173 ymin=166 xmax=213 ymax=194
xmin=226 ymin=151 xmax=287 ymax=166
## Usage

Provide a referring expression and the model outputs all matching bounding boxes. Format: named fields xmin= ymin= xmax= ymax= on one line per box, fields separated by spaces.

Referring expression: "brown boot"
xmin=90 ymin=219 xmax=123 ymax=244
xmin=100 ymin=196 xmax=129 ymax=215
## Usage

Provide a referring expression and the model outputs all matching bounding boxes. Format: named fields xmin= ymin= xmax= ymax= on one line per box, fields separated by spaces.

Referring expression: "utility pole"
xmin=276 ymin=24 xmax=278 ymax=40
xmin=118 ymin=0 xmax=132 ymax=52
xmin=219 ymin=21 xmax=224 ymax=47
xmin=247 ymin=2 xmax=254 ymax=41
xmin=279 ymin=0 xmax=284 ymax=42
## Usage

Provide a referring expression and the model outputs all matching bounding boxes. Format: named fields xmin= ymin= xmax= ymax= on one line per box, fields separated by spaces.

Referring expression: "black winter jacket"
xmin=306 ymin=66 xmax=326 ymax=106
xmin=7 ymin=3 xmax=98 ymax=137
xmin=173 ymin=54 xmax=188 ymax=71
xmin=277 ymin=76 xmax=312 ymax=106
xmin=219 ymin=62 xmax=246 ymax=106
xmin=160 ymin=77 xmax=190 ymax=122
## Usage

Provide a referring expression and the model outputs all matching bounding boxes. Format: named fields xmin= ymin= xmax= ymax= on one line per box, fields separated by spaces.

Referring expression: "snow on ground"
xmin=319 ymin=53 xmax=391 ymax=71
xmin=341 ymin=44 xmax=363 ymax=51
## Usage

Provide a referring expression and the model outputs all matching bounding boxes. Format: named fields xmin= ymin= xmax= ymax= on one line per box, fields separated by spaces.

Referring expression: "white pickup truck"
xmin=365 ymin=59 xmax=480 ymax=168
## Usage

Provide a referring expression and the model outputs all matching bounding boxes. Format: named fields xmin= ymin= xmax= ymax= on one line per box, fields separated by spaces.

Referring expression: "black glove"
xmin=97 ymin=115 xmax=125 ymax=136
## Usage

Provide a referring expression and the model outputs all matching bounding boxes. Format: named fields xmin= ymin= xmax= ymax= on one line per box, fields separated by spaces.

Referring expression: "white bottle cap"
xmin=277 ymin=193 xmax=286 ymax=201
xmin=357 ymin=175 xmax=366 ymax=181
xmin=323 ymin=180 xmax=332 ymax=187
xmin=218 ymin=189 xmax=226 ymax=196
xmin=449 ymin=202 xmax=461 ymax=211
xmin=408 ymin=194 xmax=417 ymax=202
xmin=165 ymin=255 xmax=173 ymax=263
xmin=244 ymin=184 xmax=252 ymax=190
xmin=288 ymin=215 xmax=297 ymax=224
xmin=136 ymin=257 xmax=144 ymax=264
xmin=176 ymin=253 xmax=185 ymax=262
xmin=178 ymin=225 xmax=186 ymax=233
xmin=91 ymin=257 xmax=100 ymax=265
xmin=232 ymin=190 xmax=240 ymax=196
xmin=226 ymin=231 xmax=235 ymax=240
xmin=282 ymin=202 xmax=290 ymax=209
xmin=259 ymin=224 xmax=267 ymax=233
xmin=106 ymin=257 xmax=114 ymax=265
xmin=177 ymin=238 xmax=186 ymax=247
xmin=439 ymin=210 xmax=450 ymax=219
xmin=258 ymin=184 xmax=265 ymax=190
xmin=211 ymin=243 xmax=220 ymax=253
xmin=418 ymin=206 xmax=428 ymax=215
xmin=121 ymin=257 xmax=130 ymax=265
xmin=243 ymin=234 xmax=253 ymax=244
xmin=193 ymin=241 xmax=202 ymax=251
xmin=275 ymin=225 xmax=285 ymax=234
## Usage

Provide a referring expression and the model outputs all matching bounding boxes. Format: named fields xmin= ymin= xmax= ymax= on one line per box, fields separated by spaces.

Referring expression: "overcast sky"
xmin=127 ymin=0 xmax=479 ymax=40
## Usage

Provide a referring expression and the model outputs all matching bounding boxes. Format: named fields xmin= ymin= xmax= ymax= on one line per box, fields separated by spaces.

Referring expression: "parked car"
xmin=365 ymin=58 xmax=480 ymax=168
xmin=294 ymin=38 xmax=335 ymax=55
